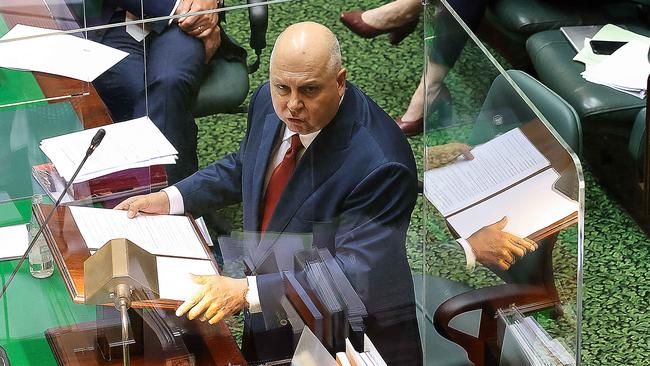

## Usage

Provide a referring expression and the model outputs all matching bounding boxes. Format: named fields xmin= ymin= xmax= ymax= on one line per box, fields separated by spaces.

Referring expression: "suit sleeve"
xmin=174 ymin=85 xmax=262 ymax=216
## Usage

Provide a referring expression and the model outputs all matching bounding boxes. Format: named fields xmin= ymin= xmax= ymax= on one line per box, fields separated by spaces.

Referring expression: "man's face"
xmin=270 ymin=58 xmax=346 ymax=134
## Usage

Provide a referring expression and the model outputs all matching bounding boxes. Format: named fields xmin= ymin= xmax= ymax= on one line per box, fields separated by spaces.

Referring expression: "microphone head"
xmin=86 ymin=128 xmax=106 ymax=156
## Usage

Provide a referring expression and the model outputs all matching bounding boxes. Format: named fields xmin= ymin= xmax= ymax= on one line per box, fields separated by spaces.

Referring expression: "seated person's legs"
xmin=93 ymin=25 xmax=145 ymax=122
xmin=134 ymin=25 xmax=206 ymax=184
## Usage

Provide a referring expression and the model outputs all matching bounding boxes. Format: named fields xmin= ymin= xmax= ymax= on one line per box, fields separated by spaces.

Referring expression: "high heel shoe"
xmin=396 ymin=84 xmax=452 ymax=136
xmin=340 ymin=11 xmax=418 ymax=46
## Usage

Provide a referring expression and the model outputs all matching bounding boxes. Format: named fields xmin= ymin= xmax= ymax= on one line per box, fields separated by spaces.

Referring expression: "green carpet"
xmin=197 ymin=1 xmax=650 ymax=364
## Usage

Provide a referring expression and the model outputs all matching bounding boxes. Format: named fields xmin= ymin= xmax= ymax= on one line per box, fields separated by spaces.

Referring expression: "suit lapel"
xmin=251 ymin=87 xmax=358 ymax=269
xmin=250 ymin=113 xmax=283 ymax=234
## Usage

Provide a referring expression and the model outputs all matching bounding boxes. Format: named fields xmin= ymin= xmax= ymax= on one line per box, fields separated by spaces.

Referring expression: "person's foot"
xmin=397 ymin=81 xmax=451 ymax=136
xmin=340 ymin=1 xmax=421 ymax=45
xmin=396 ymin=116 xmax=424 ymax=136
xmin=361 ymin=2 xmax=419 ymax=30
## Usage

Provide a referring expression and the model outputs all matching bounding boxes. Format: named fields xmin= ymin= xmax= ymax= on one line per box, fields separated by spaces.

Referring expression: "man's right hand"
xmin=466 ymin=217 xmax=538 ymax=271
xmin=114 ymin=191 xmax=171 ymax=218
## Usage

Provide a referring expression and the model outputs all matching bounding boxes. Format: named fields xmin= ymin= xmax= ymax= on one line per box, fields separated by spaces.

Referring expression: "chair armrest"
xmin=433 ymin=284 xmax=550 ymax=351
xmin=247 ymin=0 xmax=268 ymax=73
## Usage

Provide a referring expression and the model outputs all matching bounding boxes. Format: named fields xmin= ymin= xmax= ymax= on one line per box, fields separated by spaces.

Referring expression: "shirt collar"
xmin=280 ymin=89 xmax=346 ymax=148
xmin=282 ymin=127 xmax=320 ymax=149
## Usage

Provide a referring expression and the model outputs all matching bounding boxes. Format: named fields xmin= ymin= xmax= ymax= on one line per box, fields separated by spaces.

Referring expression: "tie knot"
xmin=289 ymin=134 xmax=302 ymax=151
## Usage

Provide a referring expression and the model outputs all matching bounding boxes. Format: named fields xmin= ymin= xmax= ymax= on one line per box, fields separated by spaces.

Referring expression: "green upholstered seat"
xmin=413 ymin=275 xmax=476 ymax=366
xmin=629 ymin=108 xmax=646 ymax=164
xmin=490 ymin=0 xmax=644 ymax=38
xmin=192 ymin=0 xmax=269 ymax=118
xmin=526 ymin=29 xmax=648 ymax=138
xmin=470 ymin=70 xmax=582 ymax=154
xmin=193 ymin=55 xmax=250 ymax=117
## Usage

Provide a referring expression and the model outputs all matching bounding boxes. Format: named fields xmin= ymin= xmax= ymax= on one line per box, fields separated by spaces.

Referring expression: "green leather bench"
xmin=193 ymin=0 xmax=269 ymax=117
xmin=526 ymin=28 xmax=649 ymax=208
xmin=482 ymin=0 xmax=647 ymax=66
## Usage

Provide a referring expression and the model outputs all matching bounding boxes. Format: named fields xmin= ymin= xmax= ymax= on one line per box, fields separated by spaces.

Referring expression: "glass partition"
xmin=419 ymin=1 xmax=584 ymax=365
xmin=0 ymin=1 xmax=275 ymax=365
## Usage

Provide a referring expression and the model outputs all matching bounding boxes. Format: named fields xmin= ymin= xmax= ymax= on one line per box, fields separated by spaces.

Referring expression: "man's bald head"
xmin=270 ymin=22 xmax=342 ymax=76
xmin=268 ymin=22 xmax=347 ymax=134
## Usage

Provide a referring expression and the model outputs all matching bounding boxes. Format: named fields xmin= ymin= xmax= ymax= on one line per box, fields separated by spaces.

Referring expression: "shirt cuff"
xmin=457 ymin=238 xmax=476 ymax=272
xmin=246 ymin=276 xmax=262 ymax=313
xmin=162 ymin=186 xmax=185 ymax=215
xmin=169 ymin=0 xmax=182 ymax=25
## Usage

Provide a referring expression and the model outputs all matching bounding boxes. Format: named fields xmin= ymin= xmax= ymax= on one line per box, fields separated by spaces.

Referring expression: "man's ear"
xmin=337 ymin=68 xmax=347 ymax=95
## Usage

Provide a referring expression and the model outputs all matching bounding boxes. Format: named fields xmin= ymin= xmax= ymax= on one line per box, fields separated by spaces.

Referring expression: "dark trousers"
xmin=93 ymin=18 xmax=205 ymax=184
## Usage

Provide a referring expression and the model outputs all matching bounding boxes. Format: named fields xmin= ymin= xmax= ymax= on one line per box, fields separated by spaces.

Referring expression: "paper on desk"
xmin=0 ymin=224 xmax=29 ymax=260
xmin=70 ymin=206 xmax=209 ymax=260
xmin=40 ymin=117 xmax=178 ymax=182
xmin=291 ymin=326 xmax=338 ymax=366
xmin=446 ymin=169 xmax=577 ymax=239
xmin=0 ymin=24 xmax=128 ymax=82
xmin=582 ymin=40 xmax=650 ymax=99
xmin=424 ymin=128 xmax=550 ymax=217
xmin=574 ymin=24 xmax=650 ymax=66
xmin=156 ymin=257 xmax=217 ymax=301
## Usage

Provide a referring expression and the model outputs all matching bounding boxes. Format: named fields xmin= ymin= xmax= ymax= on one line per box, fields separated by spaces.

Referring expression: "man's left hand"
xmin=201 ymin=25 xmax=221 ymax=64
xmin=176 ymin=274 xmax=248 ymax=325
xmin=176 ymin=0 xmax=219 ymax=38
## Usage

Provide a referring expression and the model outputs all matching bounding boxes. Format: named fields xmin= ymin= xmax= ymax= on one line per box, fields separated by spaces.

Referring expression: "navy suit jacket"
xmin=176 ymin=81 xmax=418 ymax=316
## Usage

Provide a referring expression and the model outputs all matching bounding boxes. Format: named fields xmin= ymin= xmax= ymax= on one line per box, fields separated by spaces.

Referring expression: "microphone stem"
xmin=0 ymin=152 xmax=92 ymax=299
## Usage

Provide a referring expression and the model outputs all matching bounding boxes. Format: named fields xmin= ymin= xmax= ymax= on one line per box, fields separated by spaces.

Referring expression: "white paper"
xmin=364 ymin=334 xmax=387 ymax=366
xmin=581 ymin=40 xmax=650 ymax=99
xmin=156 ymin=257 xmax=217 ymax=301
xmin=573 ymin=24 xmax=650 ymax=66
xmin=446 ymin=169 xmax=577 ymax=239
xmin=70 ymin=206 xmax=209 ymax=260
xmin=0 ymin=224 xmax=29 ymax=260
xmin=40 ymin=117 xmax=178 ymax=182
xmin=0 ymin=24 xmax=128 ymax=82
xmin=291 ymin=327 xmax=338 ymax=366
xmin=424 ymin=128 xmax=550 ymax=216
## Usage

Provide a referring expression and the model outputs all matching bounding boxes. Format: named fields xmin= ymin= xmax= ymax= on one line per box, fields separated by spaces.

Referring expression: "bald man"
xmin=116 ymin=22 xmax=422 ymax=364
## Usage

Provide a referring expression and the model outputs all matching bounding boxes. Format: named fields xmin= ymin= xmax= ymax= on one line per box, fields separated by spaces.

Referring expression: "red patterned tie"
xmin=261 ymin=134 xmax=303 ymax=233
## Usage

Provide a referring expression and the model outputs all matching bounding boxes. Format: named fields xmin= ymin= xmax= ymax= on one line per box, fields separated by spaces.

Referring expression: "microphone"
xmin=86 ymin=128 xmax=106 ymax=156
xmin=0 ymin=128 xmax=107 ymax=298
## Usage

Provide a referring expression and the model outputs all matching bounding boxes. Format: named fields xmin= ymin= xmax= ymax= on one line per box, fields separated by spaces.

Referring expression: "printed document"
xmin=156 ymin=257 xmax=217 ymax=301
xmin=0 ymin=24 xmax=128 ymax=82
xmin=40 ymin=117 xmax=178 ymax=182
xmin=424 ymin=128 xmax=549 ymax=216
xmin=70 ymin=206 xmax=209 ymax=260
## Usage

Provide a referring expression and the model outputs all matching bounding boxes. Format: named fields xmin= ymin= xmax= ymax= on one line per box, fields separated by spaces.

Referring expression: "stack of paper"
xmin=336 ymin=336 xmax=387 ymax=366
xmin=0 ymin=24 xmax=128 ymax=82
xmin=40 ymin=117 xmax=177 ymax=183
xmin=498 ymin=307 xmax=575 ymax=366
xmin=70 ymin=206 xmax=218 ymax=302
xmin=573 ymin=24 xmax=650 ymax=98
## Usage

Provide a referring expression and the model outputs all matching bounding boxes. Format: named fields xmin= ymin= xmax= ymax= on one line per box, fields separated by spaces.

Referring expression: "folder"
xmin=34 ymin=204 xmax=217 ymax=309
xmin=283 ymin=270 xmax=324 ymax=341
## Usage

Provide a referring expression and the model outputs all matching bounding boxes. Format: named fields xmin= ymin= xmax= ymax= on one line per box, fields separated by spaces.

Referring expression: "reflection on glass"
xmin=420 ymin=1 xmax=583 ymax=365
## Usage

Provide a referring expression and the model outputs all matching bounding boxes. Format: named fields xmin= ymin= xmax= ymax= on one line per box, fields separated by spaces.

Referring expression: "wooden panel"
xmin=0 ymin=1 xmax=112 ymax=128
xmin=45 ymin=311 xmax=247 ymax=365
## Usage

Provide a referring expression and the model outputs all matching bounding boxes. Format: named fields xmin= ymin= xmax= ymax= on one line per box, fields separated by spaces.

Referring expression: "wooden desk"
xmin=0 ymin=0 xmax=112 ymax=128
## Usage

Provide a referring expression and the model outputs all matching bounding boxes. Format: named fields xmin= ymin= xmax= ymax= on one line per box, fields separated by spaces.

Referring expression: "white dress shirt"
xmin=124 ymin=1 xmax=182 ymax=41
xmin=163 ymin=127 xmax=320 ymax=313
